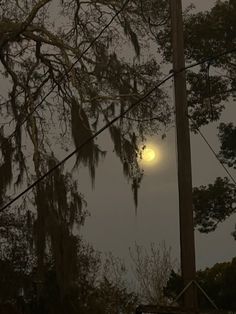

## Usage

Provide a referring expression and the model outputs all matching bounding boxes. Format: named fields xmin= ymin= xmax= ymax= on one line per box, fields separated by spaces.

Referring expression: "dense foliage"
xmin=193 ymin=177 xmax=236 ymax=233
xmin=165 ymin=257 xmax=236 ymax=311
xmin=0 ymin=213 xmax=138 ymax=314
xmin=186 ymin=0 xmax=236 ymax=239
xmin=218 ymin=122 xmax=236 ymax=169
xmin=169 ymin=0 xmax=236 ymax=238
xmin=158 ymin=0 xmax=236 ymax=127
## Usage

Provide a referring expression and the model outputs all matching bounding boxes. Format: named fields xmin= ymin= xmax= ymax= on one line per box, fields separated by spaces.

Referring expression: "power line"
xmin=189 ymin=115 xmax=236 ymax=186
xmin=123 ymin=116 xmax=164 ymax=122
xmin=1 ymin=39 xmax=235 ymax=151
xmin=183 ymin=48 xmax=236 ymax=72
xmin=0 ymin=73 xmax=174 ymax=213
xmin=184 ymin=49 xmax=236 ymax=186
xmin=0 ymin=0 xmax=130 ymax=148
xmin=174 ymin=48 xmax=236 ymax=187
xmin=1 ymin=27 xmax=235 ymax=151
xmin=1 ymin=45 xmax=236 ymax=211
xmin=124 ymin=49 xmax=236 ymax=123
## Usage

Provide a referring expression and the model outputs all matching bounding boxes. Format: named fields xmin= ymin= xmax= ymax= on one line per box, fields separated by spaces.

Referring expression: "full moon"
xmin=139 ymin=144 xmax=160 ymax=167
xmin=142 ymin=148 xmax=156 ymax=162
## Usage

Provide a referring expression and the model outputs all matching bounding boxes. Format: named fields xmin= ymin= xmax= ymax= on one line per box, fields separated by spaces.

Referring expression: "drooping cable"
xmin=189 ymin=115 xmax=236 ymax=186
xmin=184 ymin=48 xmax=236 ymax=72
xmin=0 ymin=73 xmax=174 ymax=212
xmin=1 ymin=47 xmax=235 ymax=151
xmin=1 ymin=47 xmax=236 ymax=211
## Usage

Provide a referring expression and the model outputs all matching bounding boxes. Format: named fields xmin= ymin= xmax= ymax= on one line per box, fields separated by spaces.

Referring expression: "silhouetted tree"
xmin=193 ymin=177 xmax=236 ymax=234
xmin=0 ymin=0 xmax=170 ymax=308
xmin=0 ymin=212 xmax=138 ymax=314
xmin=158 ymin=0 xmax=236 ymax=129
xmin=129 ymin=242 xmax=175 ymax=305
xmin=218 ymin=122 xmax=236 ymax=169
xmin=157 ymin=0 xmax=236 ymax=237
xmin=165 ymin=257 xmax=236 ymax=311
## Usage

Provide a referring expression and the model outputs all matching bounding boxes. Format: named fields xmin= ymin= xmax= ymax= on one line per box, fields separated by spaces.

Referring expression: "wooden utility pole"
xmin=170 ymin=0 xmax=198 ymax=311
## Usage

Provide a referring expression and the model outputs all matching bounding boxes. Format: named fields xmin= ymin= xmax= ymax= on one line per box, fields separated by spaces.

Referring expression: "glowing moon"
xmin=139 ymin=144 xmax=161 ymax=166
xmin=142 ymin=148 xmax=156 ymax=162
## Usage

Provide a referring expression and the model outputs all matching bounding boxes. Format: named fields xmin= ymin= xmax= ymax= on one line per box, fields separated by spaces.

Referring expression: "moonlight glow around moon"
xmin=139 ymin=144 xmax=160 ymax=167
xmin=142 ymin=148 xmax=156 ymax=162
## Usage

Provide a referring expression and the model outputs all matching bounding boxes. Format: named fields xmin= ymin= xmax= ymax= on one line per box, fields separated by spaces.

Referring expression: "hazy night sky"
xmin=2 ymin=0 xmax=234 ymax=273
xmin=79 ymin=0 xmax=236 ymax=270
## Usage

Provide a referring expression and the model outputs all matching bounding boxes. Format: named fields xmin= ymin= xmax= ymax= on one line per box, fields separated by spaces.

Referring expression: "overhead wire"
xmin=188 ymin=115 xmax=236 ymax=186
xmin=125 ymin=48 xmax=236 ymax=187
xmin=0 ymin=72 xmax=174 ymax=212
xmin=183 ymin=48 xmax=236 ymax=72
xmin=1 ymin=39 xmax=235 ymax=151
xmin=2 ymin=47 xmax=236 ymax=211
xmin=0 ymin=0 xmax=130 ymax=149
xmin=125 ymin=54 xmax=236 ymax=186
xmin=1 ymin=36 xmax=236 ymax=211
xmin=124 ymin=117 xmax=162 ymax=122
xmin=186 ymin=50 xmax=236 ymax=186
xmin=124 ymin=49 xmax=236 ymax=124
